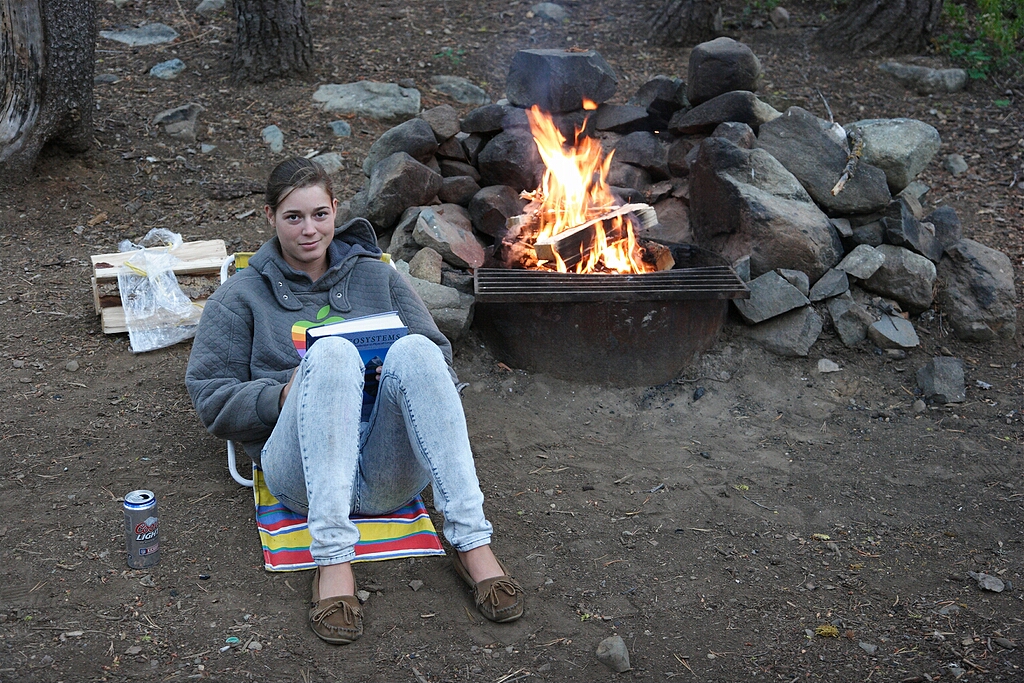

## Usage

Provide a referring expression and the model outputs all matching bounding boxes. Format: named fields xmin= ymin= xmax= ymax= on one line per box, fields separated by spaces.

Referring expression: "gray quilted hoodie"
xmin=185 ymin=217 xmax=455 ymax=466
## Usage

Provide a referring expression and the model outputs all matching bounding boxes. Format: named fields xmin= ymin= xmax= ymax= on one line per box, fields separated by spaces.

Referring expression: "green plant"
xmin=433 ymin=47 xmax=466 ymax=66
xmin=939 ymin=0 xmax=1023 ymax=77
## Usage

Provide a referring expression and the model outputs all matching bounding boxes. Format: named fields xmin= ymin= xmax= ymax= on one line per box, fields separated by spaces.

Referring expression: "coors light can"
xmin=124 ymin=490 xmax=160 ymax=568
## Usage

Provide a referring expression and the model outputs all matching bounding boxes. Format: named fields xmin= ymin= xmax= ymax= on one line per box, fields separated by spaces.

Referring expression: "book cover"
xmin=305 ymin=311 xmax=408 ymax=419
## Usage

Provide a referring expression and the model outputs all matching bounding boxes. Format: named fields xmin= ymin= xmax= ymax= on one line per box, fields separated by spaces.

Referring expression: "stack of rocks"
xmin=331 ymin=39 xmax=1017 ymax=354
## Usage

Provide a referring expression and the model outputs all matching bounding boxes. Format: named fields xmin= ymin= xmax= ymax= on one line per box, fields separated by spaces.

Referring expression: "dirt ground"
xmin=1 ymin=0 xmax=1023 ymax=681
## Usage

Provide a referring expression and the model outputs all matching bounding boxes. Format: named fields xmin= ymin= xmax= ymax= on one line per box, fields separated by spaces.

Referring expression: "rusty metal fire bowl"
xmin=472 ymin=245 xmax=750 ymax=386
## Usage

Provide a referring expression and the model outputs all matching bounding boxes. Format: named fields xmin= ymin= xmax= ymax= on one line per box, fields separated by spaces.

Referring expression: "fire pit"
xmin=473 ymin=245 xmax=748 ymax=386
xmin=470 ymin=101 xmax=748 ymax=385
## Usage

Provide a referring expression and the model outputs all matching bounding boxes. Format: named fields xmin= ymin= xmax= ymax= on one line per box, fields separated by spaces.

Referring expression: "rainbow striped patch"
xmin=253 ymin=467 xmax=446 ymax=571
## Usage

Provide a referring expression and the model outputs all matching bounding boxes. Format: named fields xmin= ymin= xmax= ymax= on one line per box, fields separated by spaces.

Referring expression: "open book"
xmin=305 ymin=311 xmax=408 ymax=419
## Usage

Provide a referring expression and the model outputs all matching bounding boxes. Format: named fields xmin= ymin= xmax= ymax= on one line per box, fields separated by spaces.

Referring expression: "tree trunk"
xmin=815 ymin=0 xmax=943 ymax=55
xmin=650 ymin=0 xmax=717 ymax=47
xmin=0 ymin=0 xmax=95 ymax=183
xmin=231 ymin=0 xmax=312 ymax=83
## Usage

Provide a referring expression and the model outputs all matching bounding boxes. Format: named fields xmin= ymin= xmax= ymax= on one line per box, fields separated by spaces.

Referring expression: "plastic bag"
xmin=117 ymin=228 xmax=204 ymax=353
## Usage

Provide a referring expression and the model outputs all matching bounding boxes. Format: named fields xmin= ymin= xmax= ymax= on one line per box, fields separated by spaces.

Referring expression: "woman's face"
xmin=266 ymin=184 xmax=337 ymax=280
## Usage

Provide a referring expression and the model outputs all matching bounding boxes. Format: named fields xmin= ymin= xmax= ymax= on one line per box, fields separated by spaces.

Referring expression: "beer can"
xmin=124 ymin=490 xmax=160 ymax=568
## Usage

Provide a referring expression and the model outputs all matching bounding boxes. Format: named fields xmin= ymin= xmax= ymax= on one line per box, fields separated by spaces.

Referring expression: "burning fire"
xmin=521 ymin=105 xmax=655 ymax=274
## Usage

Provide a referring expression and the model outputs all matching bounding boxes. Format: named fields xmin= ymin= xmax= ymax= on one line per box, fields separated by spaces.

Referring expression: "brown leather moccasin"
xmin=452 ymin=553 xmax=525 ymax=623
xmin=309 ymin=567 xmax=363 ymax=645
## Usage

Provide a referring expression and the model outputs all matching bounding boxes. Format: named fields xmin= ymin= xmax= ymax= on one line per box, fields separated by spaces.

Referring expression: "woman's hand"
xmin=279 ymin=367 xmax=299 ymax=409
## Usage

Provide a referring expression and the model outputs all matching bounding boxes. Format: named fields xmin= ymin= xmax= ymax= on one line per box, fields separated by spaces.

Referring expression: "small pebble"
xmin=817 ymin=358 xmax=840 ymax=373
xmin=912 ymin=399 xmax=927 ymax=414
xmin=356 ymin=589 xmax=371 ymax=603
xmin=595 ymin=635 xmax=631 ymax=672
xmin=859 ymin=642 xmax=877 ymax=654
xmin=65 ymin=360 xmax=79 ymax=372
xmin=409 ymin=579 xmax=424 ymax=591
xmin=12 ymin=360 xmax=25 ymax=368
xmin=247 ymin=641 xmax=262 ymax=651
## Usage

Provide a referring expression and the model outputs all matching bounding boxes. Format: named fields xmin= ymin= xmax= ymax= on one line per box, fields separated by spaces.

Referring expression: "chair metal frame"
xmin=221 ymin=253 xmax=255 ymax=487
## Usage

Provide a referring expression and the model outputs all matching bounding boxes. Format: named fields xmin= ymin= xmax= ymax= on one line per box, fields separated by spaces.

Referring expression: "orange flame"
xmin=582 ymin=98 xmax=598 ymax=111
xmin=522 ymin=105 xmax=652 ymax=274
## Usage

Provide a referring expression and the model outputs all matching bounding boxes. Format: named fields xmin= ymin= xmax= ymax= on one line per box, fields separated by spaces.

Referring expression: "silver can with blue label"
xmin=124 ymin=490 xmax=160 ymax=568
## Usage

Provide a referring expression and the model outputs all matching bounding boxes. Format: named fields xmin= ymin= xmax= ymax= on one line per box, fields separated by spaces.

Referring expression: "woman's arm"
xmin=185 ymin=297 xmax=289 ymax=442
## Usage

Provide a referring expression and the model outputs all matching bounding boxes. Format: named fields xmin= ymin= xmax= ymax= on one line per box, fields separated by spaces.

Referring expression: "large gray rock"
xmin=613 ymin=132 xmax=669 ymax=180
xmin=100 ymin=23 xmax=178 ymax=46
xmin=867 ymin=315 xmax=920 ymax=349
xmin=936 ymin=239 xmax=1018 ymax=341
xmin=461 ymin=104 xmax=506 ymax=134
xmin=386 ymin=207 xmax=424 ymax=262
xmin=860 ymin=245 xmax=936 ymax=313
xmin=403 ymin=273 xmax=475 ymax=342
xmin=363 ymin=118 xmax=438 ymax=175
xmin=757 ymin=107 xmax=890 ymax=215
xmin=436 ymin=136 xmax=467 ymax=162
xmin=532 ymin=2 xmax=569 ymax=21
xmin=469 ymin=185 xmax=527 ymax=239
xmin=408 ymin=246 xmax=443 ymax=284
xmin=153 ymin=103 xmax=204 ymax=143
xmin=687 ymin=37 xmax=762 ymax=106
xmin=629 ymin=75 xmax=688 ymax=129
xmin=734 ymin=271 xmax=810 ymax=324
xmin=777 ymin=268 xmax=810 ymax=296
xmin=925 ymin=206 xmax=963 ymax=252
xmin=477 ymin=128 xmax=543 ymax=192
xmin=438 ymin=159 xmax=481 ymax=182
xmin=669 ymin=90 xmax=781 ymax=135
xmin=596 ymin=635 xmax=631 ymax=674
xmin=847 ymin=118 xmax=941 ymax=193
xmin=881 ymin=198 xmax=942 ymax=262
xmin=646 ymin=198 xmax=692 ymax=244
xmin=506 ymin=49 xmax=617 ymax=113
xmin=312 ymin=152 xmax=344 ymax=176
xmin=827 ymin=294 xmax=875 ymax=347
xmin=438 ymin=176 xmax=480 ymax=206
xmin=365 ymin=153 xmax=442 ymax=231
xmin=313 ymin=81 xmax=421 ymax=121
xmin=809 ymin=268 xmax=849 ymax=301
xmin=414 ymin=205 xmax=485 ymax=269
xmin=429 ymin=75 xmax=491 ymax=106
xmin=149 ymin=58 xmax=185 ymax=80
xmin=592 ymin=105 xmax=652 ymax=134
xmin=878 ymin=62 xmax=968 ymax=95
xmin=195 ymin=0 xmax=225 ymax=16
xmin=712 ymin=121 xmax=756 ymax=148
xmin=607 ymin=161 xmax=651 ymax=193
xmin=419 ymin=104 xmax=461 ymax=142
xmin=917 ymin=357 xmax=966 ymax=403
xmin=689 ymin=137 xmax=842 ymax=281
xmin=837 ymin=244 xmax=885 ymax=280
xmin=741 ymin=306 xmax=823 ymax=357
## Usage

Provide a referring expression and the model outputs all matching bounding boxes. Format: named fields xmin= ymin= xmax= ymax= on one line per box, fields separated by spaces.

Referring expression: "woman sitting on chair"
xmin=185 ymin=157 xmax=524 ymax=644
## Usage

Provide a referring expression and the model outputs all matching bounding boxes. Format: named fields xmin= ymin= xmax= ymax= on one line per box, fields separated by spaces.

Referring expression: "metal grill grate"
xmin=474 ymin=266 xmax=749 ymax=303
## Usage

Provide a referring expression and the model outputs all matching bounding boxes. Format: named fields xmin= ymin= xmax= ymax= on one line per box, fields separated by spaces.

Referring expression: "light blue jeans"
xmin=261 ymin=334 xmax=493 ymax=566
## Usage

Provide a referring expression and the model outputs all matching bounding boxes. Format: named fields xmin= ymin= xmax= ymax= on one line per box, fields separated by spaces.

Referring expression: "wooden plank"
xmin=90 ymin=239 xmax=227 ymax=271
xmin=101 ymin=300 xmax=208 ymax=335
xmin=93 ymin=255 xmax=226 ymax=283
xmin=533 ymin=205 xmax=651 ymax=269
xmin=533 ymin=203 xmax=651 ymax=267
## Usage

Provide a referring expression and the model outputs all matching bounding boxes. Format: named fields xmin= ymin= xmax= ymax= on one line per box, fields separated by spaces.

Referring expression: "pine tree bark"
xmin=650 ymin=0 xmax=717 ymax=47
xmin=231 ymin=0 xmax=312 ymax=83
xmin=815 ymin=0 xmax=943 ymax=55
xmin=0 ymin=0 xmax=95 ymax=184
